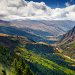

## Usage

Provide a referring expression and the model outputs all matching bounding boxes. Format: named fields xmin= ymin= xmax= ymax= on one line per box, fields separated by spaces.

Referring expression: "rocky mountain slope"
xmin=58 ymin=26 xmax=75 ymax=59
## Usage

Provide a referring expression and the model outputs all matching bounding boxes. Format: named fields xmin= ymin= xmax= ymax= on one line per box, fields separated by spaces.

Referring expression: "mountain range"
xmin=0 ymin=20 xmax=75 ymax=44
xmin=0 ymin=19 xmax=75 ymax=75
xmin=0 ymin=0 xmax=75 ymax=75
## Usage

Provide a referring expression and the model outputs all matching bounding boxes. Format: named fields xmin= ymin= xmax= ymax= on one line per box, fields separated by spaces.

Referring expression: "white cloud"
xmin=65 ymin=2 xmax=71 ymax=7
xmin=0 ymin=0 xmax=75 ymax=21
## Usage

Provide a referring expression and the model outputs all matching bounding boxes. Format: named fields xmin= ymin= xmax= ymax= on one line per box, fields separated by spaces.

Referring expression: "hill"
xmin=0 ymin=20 xmax=58 ymax=44
xmin=58 ymin=26 xmax=75 ymax=59
xmin=0 ymin=34 xmax=75 ymax=75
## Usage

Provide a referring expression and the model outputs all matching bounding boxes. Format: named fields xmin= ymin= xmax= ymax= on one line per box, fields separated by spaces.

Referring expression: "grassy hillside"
xmin=0 ymin=34 xmax=75 ymax=75
xmin=58 ymin=26 xmax=75 ymax=59
xmin=59 ymin=40 xmax=75 ymax=59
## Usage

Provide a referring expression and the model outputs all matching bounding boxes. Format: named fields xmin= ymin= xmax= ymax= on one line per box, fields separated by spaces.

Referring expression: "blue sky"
xmin=27 ymin=0 xmax=75 ymax=8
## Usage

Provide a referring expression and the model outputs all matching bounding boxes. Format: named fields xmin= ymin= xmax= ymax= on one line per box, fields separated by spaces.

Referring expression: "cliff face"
xmin=63 ymin=26 xmax=75 ymax=38
xmin=59 ymin=26 xmax=75 ymax=59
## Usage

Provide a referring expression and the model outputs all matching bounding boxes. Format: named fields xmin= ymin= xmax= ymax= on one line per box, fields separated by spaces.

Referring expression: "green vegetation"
xmin=59 ymin=39 xmax=75 ymax=59
xmin=58 ymin=26 xmax=75 ymax=59
xmin=0 ymin=35 xmax=75 ymax=75
xmin=0 ymin=45 xmax=34 ymax=75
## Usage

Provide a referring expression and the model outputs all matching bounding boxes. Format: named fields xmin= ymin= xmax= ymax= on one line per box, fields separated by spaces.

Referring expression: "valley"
xmin=0 ymin=33 xmax=75 ymax=75
xmin=0 ymin=20 xmax=75 ymax=44
xmin=57 ymin=26 xmax=75 ymax=59
xmin=0 ymin=20 xmax=75 ymax=75
xmin=0 ymin=0 xmax=75 ymax=75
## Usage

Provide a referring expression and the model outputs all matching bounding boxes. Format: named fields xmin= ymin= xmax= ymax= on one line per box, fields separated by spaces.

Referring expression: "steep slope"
xmin=0 ymin=20 xmax=75 ymax=44
xmin=11 ymin=20 xmax=75 ymax=37
xmin=0 ymin=34 xmax=35 ymax=75
xmin=0 ymin=34 xmax=75 ymax=75
xmin=0 ymin=20 xmax=57 ymax=44
xmin=58 ymin=26 xmax=75 ymax=59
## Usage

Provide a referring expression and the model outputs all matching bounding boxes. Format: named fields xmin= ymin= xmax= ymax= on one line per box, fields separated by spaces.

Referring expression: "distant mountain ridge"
xmin=0 ymin=20 xmax=75 ymax=44
xmin=60 ymin=26 xmax=75 ymax=43
xmin=64 ymin=26 xmax=75 ymax=37
xmin=11 ymin=20 xmax=75 ymax=37
xmin=0 ymin=20 xmax=57 ymax=44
